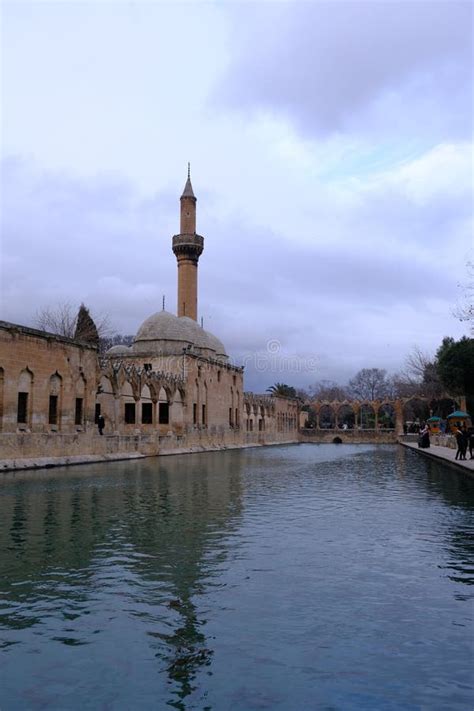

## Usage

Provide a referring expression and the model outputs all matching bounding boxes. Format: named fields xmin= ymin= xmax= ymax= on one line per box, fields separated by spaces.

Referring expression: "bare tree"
xmin=309 ymin=380 xmax=348 ymax=401
xmin=34 ymin=302 xmax=113 ymax=346
xmin=453 ymin=260 xmax=474 ymax=334
xmin=348 ymin=368 xmax=390 ymax=401
xmin=388 ymin=373 xmax=420 ymax=399
xmin=398 ymin=345 xmax=444 ymax=400
xmin=402 ymin=345 xmax=433 ymax=384
xmin=35 ymin=302 xmax=78 ymax=338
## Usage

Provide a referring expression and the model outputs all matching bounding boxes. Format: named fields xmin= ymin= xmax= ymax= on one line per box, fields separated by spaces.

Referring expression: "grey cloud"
xmin=215 ymin=1 xmax=472 ymax=139
xmin=1 ymin=158 xmax=178 ymax=333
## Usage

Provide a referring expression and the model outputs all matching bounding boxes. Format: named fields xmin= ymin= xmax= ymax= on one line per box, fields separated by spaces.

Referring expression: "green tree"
xmin=266 ymin=382 xmax=297 ymax=398
xmin=436 ymin=336 xmax=474 ymax=404
xmin=74 ymin=304 xmax=99 ymax=346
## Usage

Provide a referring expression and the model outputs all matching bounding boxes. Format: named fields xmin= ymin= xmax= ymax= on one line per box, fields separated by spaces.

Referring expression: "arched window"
xmin=158 ymin=386 xmax=170 ymax=426
xmin=378 ymin=403 xmax=395 ymax=429
xmin=337 ymin=404 xmax=355 ymax=429
xmin=141 ymin=384 xmax=153 ymax=425
xmin=202 ymin=382 xmax=208 ymax=428
xmin=48 ymin=372 xmax=62 ymax=428
xmin=319 ymin=405 xmax=335 ymax=429
xmin=17 ymin=368 xmax=33 ymax=427
xmin=359 ymin=404 xmax=375 ymax=430
xmin=402 ymin=398 xmax=430 ymax=431
xmin=75 ymin=373 xmax=86 ymax=427
xmin=122 ymin=381 xmax=135 ymax=425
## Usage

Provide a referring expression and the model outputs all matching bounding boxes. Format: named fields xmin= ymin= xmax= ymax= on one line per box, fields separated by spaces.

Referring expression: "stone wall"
xmin=0 ymin=321 xmax=300 ymax=470
xmin=0 ymin=321 xmax=98 ymax=434
xmin=0 ymin=426 xmax=299 ymax=471
xmin=299 ymin=429 xmax=398 ymax=444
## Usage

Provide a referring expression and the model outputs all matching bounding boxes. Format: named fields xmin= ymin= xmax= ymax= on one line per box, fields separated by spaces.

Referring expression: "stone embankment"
xmin=399 ymin=438 xmax=474 ymax=476
xmin=0 ymin=430 xmax=299 ymax=473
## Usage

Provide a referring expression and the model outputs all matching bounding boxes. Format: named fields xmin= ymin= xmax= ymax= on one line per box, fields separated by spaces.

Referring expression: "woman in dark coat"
xmin=419 ymin=424 xmax=430 ymax=449
xmin=454 ymin=427 xmax=466 ymax=461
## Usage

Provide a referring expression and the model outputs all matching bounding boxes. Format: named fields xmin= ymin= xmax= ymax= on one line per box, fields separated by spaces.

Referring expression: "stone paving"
xmin=400 ymin=440 xmax=474 ymax=476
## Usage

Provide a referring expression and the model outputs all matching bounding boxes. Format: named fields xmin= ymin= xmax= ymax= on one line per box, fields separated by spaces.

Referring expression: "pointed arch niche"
xmin=17 ymin=368 xmax=33 ymax=429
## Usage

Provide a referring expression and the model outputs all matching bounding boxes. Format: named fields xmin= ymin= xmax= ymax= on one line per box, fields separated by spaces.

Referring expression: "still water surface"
xmin=0 ymin=444 xmax=473 ymax=710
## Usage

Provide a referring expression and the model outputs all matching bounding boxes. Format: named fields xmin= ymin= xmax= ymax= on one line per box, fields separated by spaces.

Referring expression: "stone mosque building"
xmin=0 ymin=169 xmax=299 ymax=468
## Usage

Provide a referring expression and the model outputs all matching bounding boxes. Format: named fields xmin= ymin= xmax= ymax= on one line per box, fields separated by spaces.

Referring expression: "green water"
xmin=0 ymin=444 xmax=473 ymax=710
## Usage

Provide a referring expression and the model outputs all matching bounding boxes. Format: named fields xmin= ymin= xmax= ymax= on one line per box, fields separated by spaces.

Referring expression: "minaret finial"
xmin=162 ymin=294 xmax=165 ymax=311
xmin=187 ymin=162 xmax=190 ymax=180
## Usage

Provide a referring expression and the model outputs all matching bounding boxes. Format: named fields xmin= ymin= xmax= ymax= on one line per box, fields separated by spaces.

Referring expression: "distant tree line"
xmin=267 ymin=336 xmax=474 ymax=418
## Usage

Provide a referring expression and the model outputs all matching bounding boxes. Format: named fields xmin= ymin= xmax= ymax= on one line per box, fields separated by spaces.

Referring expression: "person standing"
xmin=454 ymin=426 xmax=465 ymax=460
xmin=98 ymin=414 xmax=105 ymax=436
xmin=418 ymin=423 xmax=430 ymax=449
xmin=460 ymin=424 xmax=469 ymax=461
xmin=468 ymin=426 xmax=474 ymax=460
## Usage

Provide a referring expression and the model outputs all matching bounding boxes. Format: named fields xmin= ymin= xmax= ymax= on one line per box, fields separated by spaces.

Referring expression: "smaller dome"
xmin=204 ymin=330 xmax=227 ymax=358
xmin=106 ymin=344 xmax=132 ymax=356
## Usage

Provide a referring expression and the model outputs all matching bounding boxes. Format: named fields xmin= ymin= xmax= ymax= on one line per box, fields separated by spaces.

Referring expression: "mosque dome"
xmin=203 ymin=330 xmax=227 ymax=358
xmin=133 ymin=310 xmax=227 ymax=360
xmin=105 ymin=344 xmax=132 ymax=356
xmin=135 ymin=311 xmax=195 ymax=345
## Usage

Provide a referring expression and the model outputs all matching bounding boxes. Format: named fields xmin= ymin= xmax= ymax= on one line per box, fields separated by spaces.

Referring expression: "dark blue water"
xmin=0 ymin=444 xmax=473 ymax=710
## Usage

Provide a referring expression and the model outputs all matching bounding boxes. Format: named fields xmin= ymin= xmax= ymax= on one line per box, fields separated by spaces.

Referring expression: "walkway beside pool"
xmin=400 ymin=440 xmax=474 ymax=476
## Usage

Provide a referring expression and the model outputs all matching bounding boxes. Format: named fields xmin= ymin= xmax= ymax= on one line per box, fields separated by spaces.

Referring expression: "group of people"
xmin=454 ymin=424 xmax=473 ymax=461
xmin=417 ymin=421 xmax=474 ymax=460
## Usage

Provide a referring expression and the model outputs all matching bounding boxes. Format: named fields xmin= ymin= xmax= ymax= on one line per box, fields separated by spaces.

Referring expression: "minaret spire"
xmin=172 ymin=166 xmax=204 ymax=321
xmin=181 ymin=163 xmax=195 ymax=202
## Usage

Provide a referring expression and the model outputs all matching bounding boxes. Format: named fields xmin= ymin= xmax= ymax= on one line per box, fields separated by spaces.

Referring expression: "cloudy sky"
xmin=1 ymin=0 xmax=472 ymax=391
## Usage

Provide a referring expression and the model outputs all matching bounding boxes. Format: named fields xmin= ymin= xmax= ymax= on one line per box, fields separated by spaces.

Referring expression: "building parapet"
xmin=0 ymin=320 xmax=97 ymax=351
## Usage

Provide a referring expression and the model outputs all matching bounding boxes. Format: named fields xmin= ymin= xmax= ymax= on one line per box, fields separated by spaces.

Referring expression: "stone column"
xmin=394 ymin=399 xmax=404 ymax=436
xmin=113 ymin=396 xmax=121 ymax=435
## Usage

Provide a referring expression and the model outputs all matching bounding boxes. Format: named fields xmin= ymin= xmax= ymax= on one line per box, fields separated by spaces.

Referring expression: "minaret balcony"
xmin=172 ymin=233 xmax=204 ymax=258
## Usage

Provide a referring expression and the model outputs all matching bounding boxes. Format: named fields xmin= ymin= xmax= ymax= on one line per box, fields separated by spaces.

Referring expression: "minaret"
xmin=172 ymin=164 xmax=204 ymax=321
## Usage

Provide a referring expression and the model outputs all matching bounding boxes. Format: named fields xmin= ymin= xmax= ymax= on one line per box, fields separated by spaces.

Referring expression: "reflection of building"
xmin=0 ymin=170 xmax=299 ymax=466
xmin=0 ymin=452 xmax=246 ymax=705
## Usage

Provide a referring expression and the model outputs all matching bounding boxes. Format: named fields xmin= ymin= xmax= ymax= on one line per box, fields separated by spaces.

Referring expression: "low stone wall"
xmin=0 ymin=428 xmax=299 ymax=472
xmin=298 ymin=429 xmax=398 ymax=444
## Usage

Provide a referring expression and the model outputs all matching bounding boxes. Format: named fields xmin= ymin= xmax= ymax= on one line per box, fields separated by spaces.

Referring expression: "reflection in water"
xmin=0 ymin=445 xmax=473 ymax=710
xmin=1 ymin=454 xmax=243 ymax=709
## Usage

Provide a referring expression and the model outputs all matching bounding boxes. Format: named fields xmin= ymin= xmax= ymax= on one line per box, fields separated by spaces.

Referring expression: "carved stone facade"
xmin=0 ymin=322 xmax=98 ymax=435
xmin=0 ymin=320 xmax=298 ymax=465
xmin=0 ymin=170 xmax=300 ymax=468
